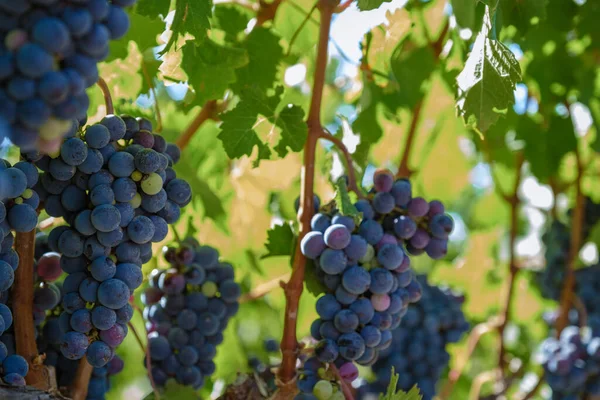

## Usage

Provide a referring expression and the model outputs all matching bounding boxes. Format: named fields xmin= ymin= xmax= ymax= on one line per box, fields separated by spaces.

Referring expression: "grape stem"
xmin=438 ymin=316 xmax=503 ymax=400
xmin=70 ymin=357 xmax=94 ymax=400
xmin=395 ymin=19 xmax=450 ymax=179
xmin=128 ymin=316 xmax=160 ymax=400
xmin=96 ymin=77 xmax=114 ymax=115
xmin=277 ymin=0 xmax=338 ymax=387
xmin=496 ymin=152 xmax=524 ymax=376
xmin=177 ymin=100 xmax=220 ymax=150
xmin=317 ymin=130 xmax=365 ymax=199
xmin=38 ymin=217 xmax=63 ymax=231
xmin=556 ymin=145 xmax=585 ymax=333
xmin=329 ymin=364 xmax=355 ymax=400
xmin=573 ymin=294 xmax=588 ymax=327
xmin=468 ymin=369 xmax=501 ymax=400
xmin=13 ymin=229 xmax=51 ymax=389
xmin=239 ymin=273 xmax=291 ymax=303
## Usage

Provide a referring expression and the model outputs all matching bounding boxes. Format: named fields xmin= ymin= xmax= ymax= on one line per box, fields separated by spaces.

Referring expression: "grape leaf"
xmin=218 ymin=86 xmax=306 ymax=161
xmin=263 ymin=223 xmax=295 ymax=259
xmin=182 ymin=38 xmax=248 ymax=106
xmin=233 ymin=28 xmax=284 ymax=92
xmin=498 ymin=0 xmax=548 ymax=34
xmin=333 ymin=177 xmax=361 ymax=224
xmin=456 ymin=6 xmax=522 ymax=134
xmin=380 ymin=368 xmax=422 ymax=400
xmin=304 ymin=259 xmax=327 ymax=296
xmin=517 ymin=114 xmax=577 ymax=182
xmin=164 ymin=0 xmax=212 ymax=53
xmin=214 ymin=5 xmax=252 ymax=43
xmin=451 ymin=0 xmax=477 ymax=29
xmin=136 ymin=0 xmax=170 ymax=17
xmin=390 ymin=41 xmax=437 ymax=109
xmin=353 ymin=82 xmax=384 ymax=168
xmin=357 ymin=0 xmax=392 ymax=12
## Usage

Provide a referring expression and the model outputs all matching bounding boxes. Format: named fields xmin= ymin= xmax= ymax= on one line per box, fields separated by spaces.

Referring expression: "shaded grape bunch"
xmin=538 ymin=326 xmax=600 ymax=399
xmin=295 ymin=356 xmax=355 ymax=400
xmin=142 ymin=238 xmax=241 ymax=390
xmin=358 ymin=275 xmax=468 ymax=400
xmin=299 ymin=169 xmax=454 ymax=383
xmin=0 ymin=0 xmax=137 ymax=151
xmin=536 ymin=198 xmax=600 ymax=302
xmin=28 ymin=114 xmax=190 ymax=368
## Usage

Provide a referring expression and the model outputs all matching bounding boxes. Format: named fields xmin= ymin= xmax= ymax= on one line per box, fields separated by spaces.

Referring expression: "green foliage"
xmin=333 ymin=177 xmax=361 ymax=223
xmin=456 ymin=7 xmax=522 ymax=134
xmin=380 ymin=368 xmax=422 ymax=400
xmin=263 ymin=223 xmax=295 ymax=259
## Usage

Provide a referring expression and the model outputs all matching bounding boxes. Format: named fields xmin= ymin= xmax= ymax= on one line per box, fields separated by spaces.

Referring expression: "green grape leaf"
xmin=498 ymin=0 xmax=548 ymax=34
xmin=589 ymin=99 xmax=600 ymax=152
xmin=451 ymin=0 xmax=477 ymax=29
xmin=165 ymin=0 xmax=212 ymax=53
xmin=233 ymin=28 xmax=284 ymax=92
xmin=357 ymin=0 xmax=392 ymax=12
xmin=390 ymin=41 xmax=437 ymax=109
xmin=107 ymin=12 xmax=164 ymax=61
xmin=333 ymin=177 xmax=360 ymax=223
xmin=218 ymin=87 xmax=306 ymax=161
xmin=380 ymin=368 xmax=422 ymax=400
xmin=353 ymin=82 xmax=384 ymax=168
xmin=456 ymin=6 xmax=522 ymax=134
xmin=304 ymin=259 xmax=327 ymax=296
xmin=214 ymin=5 xmax=251 ymax=43
xmin=273 ymin=105 xmax=307 ymax=157
xmin=136 ymin=0 xmax=170 ymax=17
xmin=517 ymin=114 xmax=577 ymax=182
xmin=263 ymin=223 xmax=295 ymax=259
xmin=182 ymin=38 xmax=248 ymax=105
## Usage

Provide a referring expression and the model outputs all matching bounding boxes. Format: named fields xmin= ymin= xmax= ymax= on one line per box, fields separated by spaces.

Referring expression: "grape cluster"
xmin=295 ymin=356 xmax=355 ymax=400
xmin=300 ymin=169 xmax=454 ymax=378
xmin=0 ymin=159 xmax=40 ymax=360
xmin=142 ymin=238 xmax=241 ymax=390
xmin=358 ymin=275 xmax=468 ymax=400
xmin=538 ymin=326 xmax=600 ymax=398
xmin=536 ymin=198 xmax=600 ymax=301
xmin=24 ymin=114 xmax=190 ymax=368
xmin=0 ymin=0 xmax=136 ymax=151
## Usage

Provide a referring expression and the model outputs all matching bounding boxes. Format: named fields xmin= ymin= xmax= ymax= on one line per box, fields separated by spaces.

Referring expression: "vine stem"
xmin=13 ymin=229 xmax=50 ymax=389
xmin=468 ymin=369 xmax=500 ymax=400
xmin=96 ymin=78 xmax=114 ymax=115
xmin=239 ymin=273 xmax=291 ymax=303
xmin=277 ymin=0 xmax=338 ymax=386
xmin=556 ymin=147 xmax=585 ymax=333
xmin=497 ymin=152 xmax=524 ymax=375
xmin=176 ymin=100 xmax=219 ymax=150
xmin=395 ymin=18 xmax=449 ymax=179
xmin=438 ymin=317 xmax=503 ymax=400
xmin=70 ymin=357 xmax=94 ymax=400
xmin=317 ymin=131 xmax=364 ymax=198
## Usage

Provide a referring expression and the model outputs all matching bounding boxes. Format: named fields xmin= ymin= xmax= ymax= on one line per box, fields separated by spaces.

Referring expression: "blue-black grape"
xmin=143 ymin=241 xmax=240 ymax=390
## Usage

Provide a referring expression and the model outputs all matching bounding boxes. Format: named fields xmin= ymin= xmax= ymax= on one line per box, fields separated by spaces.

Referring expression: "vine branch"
xmin=395 ymin=18 xmax=449 ymax=179
xmin=177 ymin=100 xmax=219 ymax=150
xmin=70 ymin=357 xmax=93 ymax=400
xmin=317 ymin=130 xmax=364 ymax=198
xmin=278 ymin=0 xmax=338 ymax=386
xmin=438 ymin=317 xmax=503 ymax=400
xmin=13 ymin=229 xmax=49 ymax=389
xmin=556 ymin=147 xmax=585 ymax=333
xmin=96 ymin=78 xmax=114 ymax=115
xmin=239 ymin=273 xmax=291 ymax=303
xmin=497 ymin=153 xmax=524 ymax=374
